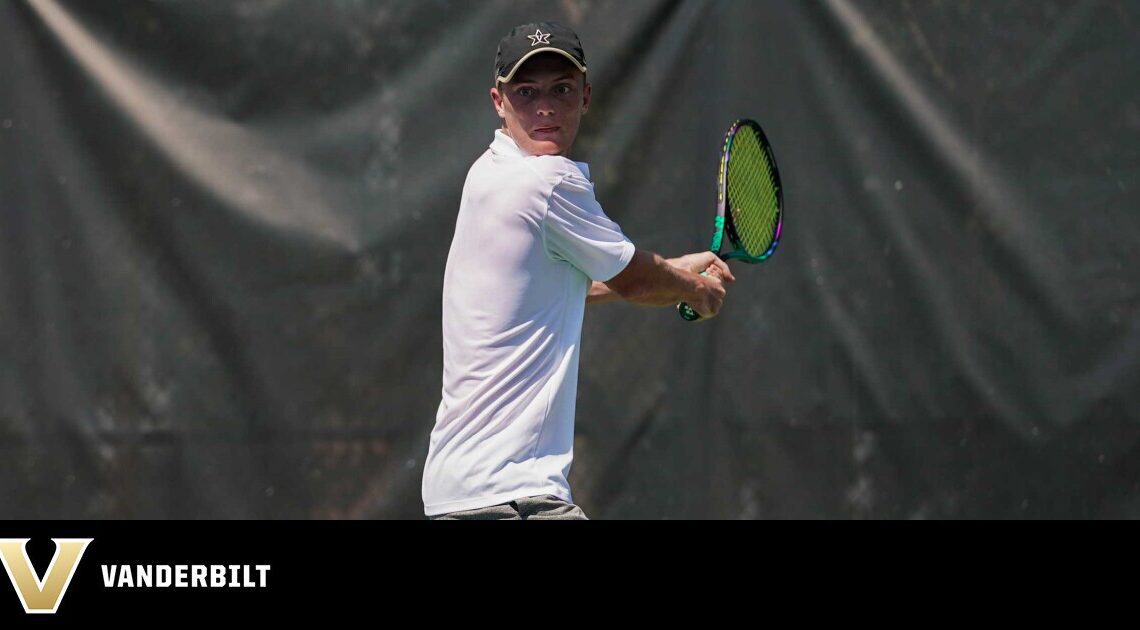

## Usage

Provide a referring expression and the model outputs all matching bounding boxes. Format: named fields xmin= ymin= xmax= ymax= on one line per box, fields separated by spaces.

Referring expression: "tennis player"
xmin=422 ymin=22 xmax=734 ymax=520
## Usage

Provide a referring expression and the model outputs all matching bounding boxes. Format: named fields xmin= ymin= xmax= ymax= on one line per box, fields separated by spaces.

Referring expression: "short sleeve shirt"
xmin=422 ymin=130 xmax=635 ymax=516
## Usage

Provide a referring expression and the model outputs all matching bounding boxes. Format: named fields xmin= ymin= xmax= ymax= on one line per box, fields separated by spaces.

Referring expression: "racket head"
xmin=718 ymin=119 xmax=783 ymax=263
xmin=677 ymin=118 xmax=783 ymax=322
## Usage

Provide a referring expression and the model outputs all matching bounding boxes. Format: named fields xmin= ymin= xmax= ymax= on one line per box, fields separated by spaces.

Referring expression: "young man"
xmin=422 ymin=22 xmax=733 ymax=520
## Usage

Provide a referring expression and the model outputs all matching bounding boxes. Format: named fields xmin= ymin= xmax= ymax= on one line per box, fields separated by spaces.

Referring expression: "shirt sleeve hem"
xmin=596 ymin=240 xmax=636 ymax=282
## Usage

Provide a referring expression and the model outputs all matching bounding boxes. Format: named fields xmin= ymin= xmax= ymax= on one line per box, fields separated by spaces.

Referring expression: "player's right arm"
xmin=602 ymin=249 xmax=732 ymax=318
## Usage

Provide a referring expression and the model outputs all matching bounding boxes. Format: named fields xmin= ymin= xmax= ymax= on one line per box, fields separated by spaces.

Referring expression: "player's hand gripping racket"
xmin=678 ymin=118 xmax=784 ymax=321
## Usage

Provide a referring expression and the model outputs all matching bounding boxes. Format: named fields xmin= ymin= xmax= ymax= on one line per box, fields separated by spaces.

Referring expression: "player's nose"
xmin=533 ymin=94 xmax=557 ymax=116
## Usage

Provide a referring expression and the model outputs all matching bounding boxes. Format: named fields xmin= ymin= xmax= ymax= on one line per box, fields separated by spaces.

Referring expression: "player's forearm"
xmin=603 ymin=249 xmax=702 ymax=306
xmin=586 ymin=281 xmax=622 ymax=304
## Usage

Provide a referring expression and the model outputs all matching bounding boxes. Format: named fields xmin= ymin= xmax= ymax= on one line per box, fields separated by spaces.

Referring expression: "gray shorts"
xmin=429 ymin=494 xmax=588 ymax=520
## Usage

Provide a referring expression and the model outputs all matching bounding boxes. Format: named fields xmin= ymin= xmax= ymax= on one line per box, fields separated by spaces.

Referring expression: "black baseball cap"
xmin=494 ymin=21 xmax=587 ymax=83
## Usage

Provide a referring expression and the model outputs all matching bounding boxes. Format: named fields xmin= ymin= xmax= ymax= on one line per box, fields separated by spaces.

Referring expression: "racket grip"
xmin=676 ymin=270 xmax=708 ymax=322
xmin=677 ymin=302 xmax=702 ymax=321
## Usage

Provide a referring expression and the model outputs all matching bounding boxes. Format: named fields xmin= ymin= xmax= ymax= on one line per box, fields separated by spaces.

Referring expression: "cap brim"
xmin=497 ymin=48 xmax=588 ymax=83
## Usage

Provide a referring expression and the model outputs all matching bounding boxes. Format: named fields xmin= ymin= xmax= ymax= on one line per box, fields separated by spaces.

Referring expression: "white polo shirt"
xmin=422 ymin=129 xmax=636 ymax=516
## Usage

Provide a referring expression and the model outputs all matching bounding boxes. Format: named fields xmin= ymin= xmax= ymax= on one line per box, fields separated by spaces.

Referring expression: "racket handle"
xmin=677 ymin=302 xmax=702 ymax=321
xmin=676 ymin=271 xmax=708 ymax=322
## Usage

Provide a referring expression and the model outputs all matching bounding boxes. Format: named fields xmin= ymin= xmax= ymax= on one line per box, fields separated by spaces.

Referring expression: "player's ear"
xmin=581 ymin=81 xmax=591 ymax=115
xmin=490 ymin=86 xmax=506 ymax=119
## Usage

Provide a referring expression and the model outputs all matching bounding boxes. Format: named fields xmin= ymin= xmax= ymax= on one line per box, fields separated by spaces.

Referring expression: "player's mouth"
xmin=532 ymin=126 xmax=561 ymax=135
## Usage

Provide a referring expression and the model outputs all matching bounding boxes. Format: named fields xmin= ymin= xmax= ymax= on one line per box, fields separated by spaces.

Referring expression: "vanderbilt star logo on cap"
xmin=494 ymin=22 xmax=588 ymax=83
xmin=527 ymin=29 xmax=551 ymax=46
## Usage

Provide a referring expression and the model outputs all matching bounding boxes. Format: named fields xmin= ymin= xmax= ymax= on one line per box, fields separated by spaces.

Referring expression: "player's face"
xmin=490 ymin=54 xmax=591 ymax=157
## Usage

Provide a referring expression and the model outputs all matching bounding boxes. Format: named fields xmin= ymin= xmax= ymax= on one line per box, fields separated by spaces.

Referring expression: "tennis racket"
xmin=678 ymin=118 xmax=784 ymax=321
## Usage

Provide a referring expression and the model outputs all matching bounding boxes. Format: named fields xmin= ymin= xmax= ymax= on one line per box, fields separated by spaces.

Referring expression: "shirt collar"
xmin=489 ymin=129 xmax=590 ymax=179
xmin=491 ymin=128 xmax=528 ymax=157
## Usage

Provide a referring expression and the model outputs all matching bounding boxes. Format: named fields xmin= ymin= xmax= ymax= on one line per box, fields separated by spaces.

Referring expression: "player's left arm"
xmin=587 ymin=281 xmax=621 ymax=304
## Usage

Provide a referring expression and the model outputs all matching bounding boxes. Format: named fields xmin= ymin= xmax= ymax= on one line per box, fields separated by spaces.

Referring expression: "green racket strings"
xmin=726 ymin=128 xmax=780 ymax=257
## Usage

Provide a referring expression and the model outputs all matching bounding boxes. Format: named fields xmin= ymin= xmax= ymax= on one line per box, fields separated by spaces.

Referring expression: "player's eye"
xmin=554 ymin=84 xmax=573 ymax=95
xmin=516 ymin=87 xmax=536 ymax=97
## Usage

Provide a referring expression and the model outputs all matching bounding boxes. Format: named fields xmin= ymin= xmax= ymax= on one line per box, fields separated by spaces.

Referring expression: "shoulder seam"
xmin=540 ymin=173 xmax=574 ymax=265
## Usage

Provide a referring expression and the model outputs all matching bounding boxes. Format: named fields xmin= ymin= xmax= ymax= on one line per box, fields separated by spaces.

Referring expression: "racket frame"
xmin=712 ymin=118 xmax=784 ymax=263
xmin=677 ymin=118 xmax=783 ymax=321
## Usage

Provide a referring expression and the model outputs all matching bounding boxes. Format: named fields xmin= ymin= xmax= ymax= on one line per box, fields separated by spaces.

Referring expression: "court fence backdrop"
xmin=1 ymin=0 xmax=1137 ymax=518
